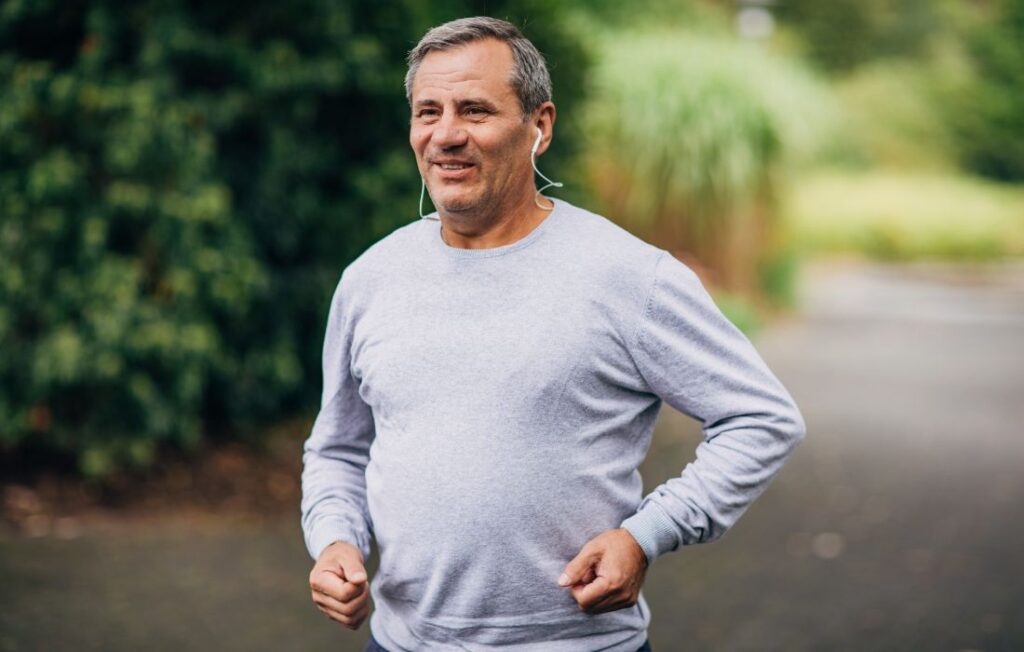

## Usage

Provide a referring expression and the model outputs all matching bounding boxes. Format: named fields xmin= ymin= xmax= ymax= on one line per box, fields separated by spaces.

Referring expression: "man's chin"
xmin=436 ymin=194 xmax=481 ymax=215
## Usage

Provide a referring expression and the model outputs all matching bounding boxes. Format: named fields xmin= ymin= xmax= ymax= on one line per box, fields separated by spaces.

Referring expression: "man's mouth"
xmin=431 ymin=159 xmax=476 ymax=179
xmin=432 ymin=158 xmax=475 ymax=169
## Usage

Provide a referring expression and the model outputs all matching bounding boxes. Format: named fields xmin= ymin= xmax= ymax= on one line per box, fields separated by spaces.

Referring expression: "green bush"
xmin=948 ymin=0 xmax=1024 ymax=181
xmin=0 ymin=1 xmax=588 ymax=477
xmin=775 ymin=0 xmax=948 ymax=73
xmin=833 ymin=60 xmax=959 ymax=170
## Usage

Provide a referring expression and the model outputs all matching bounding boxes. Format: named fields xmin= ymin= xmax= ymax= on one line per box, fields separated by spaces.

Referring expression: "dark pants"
xmin=364 ymin=632 xmax=652 ymax=651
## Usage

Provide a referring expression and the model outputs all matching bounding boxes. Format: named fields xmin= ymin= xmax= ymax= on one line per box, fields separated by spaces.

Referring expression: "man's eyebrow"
xmin=412 ymin=98 xmax=499 ymax=110
xmin=456 ymin=98 xmax=498 ymax=109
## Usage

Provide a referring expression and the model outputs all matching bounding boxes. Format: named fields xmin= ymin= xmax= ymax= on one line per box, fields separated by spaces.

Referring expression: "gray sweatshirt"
xmin=300 ymin=197 xmax=806 ymax=651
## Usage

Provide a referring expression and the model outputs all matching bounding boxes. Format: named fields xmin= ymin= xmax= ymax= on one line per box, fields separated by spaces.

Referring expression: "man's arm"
xmin=620 ymin=251 xmax=807 ymax=566
xmin=300 ymin=273 xmax=376 ymax=562
xmin=559 ymin=250 xmax=806 ymax=612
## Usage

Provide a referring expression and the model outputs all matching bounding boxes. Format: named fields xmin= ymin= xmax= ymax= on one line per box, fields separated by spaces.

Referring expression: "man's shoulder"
xmin=339 ymin=217 xmax=426 ymax=287
xmin=555 ymin=199 xmax=665 ymax=275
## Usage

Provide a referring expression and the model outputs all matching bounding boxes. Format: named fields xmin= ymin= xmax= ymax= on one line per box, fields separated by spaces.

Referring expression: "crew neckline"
xmin=426 ymin=197 xmax=565 ymax=259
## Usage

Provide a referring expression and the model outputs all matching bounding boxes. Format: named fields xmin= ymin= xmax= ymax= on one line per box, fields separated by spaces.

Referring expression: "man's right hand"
xmin=309 ymin=540 xmax=371 ymax=630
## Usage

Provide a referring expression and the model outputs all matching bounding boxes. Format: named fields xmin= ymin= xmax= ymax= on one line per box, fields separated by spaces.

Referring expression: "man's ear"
xmin=532 ymin=101 xmax=557 ymax=157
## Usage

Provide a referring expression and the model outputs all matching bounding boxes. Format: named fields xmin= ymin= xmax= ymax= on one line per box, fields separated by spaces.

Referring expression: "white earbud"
xmin=530 ymin=126 xmax=562 ymax=211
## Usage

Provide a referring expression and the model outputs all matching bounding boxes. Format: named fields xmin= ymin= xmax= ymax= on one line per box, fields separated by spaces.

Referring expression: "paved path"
xmin=641 ymin=258 xmax=1024 ymax=651
xmin=2 ymin=258 xmax=1022 ymax=651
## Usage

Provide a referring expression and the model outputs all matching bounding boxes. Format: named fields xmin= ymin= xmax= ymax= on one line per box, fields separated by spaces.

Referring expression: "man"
xmin=301 ymin=16 xmax=806 ymax=652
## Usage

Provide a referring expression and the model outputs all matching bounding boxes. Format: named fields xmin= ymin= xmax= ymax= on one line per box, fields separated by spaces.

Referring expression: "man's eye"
xmin=467 ymin=107 xmax=489 ymax=116
xmin=417 ymin=110 xmax=439 ymax=118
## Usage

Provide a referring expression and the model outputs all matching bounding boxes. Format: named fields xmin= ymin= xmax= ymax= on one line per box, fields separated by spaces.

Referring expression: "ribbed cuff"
xmin=306 ymin=519 xmax=369 ymax=562
xmin=620 ymin=502 xmax=681 ymax=566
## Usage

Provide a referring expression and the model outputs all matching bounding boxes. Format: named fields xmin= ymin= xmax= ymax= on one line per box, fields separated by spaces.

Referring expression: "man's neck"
xmin=438 ymin=194 xmax=551 ymax=250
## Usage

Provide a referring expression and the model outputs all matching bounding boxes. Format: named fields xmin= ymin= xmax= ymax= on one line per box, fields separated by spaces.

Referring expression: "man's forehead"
xmin=411 ymin=38 xmax=516 ymax=100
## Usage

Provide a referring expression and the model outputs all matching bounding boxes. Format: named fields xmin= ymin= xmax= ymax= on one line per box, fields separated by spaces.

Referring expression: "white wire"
xmin=419 ymin=177 xmax=439 ymax=220
xmin=418 ymin=153 xmax=563 ymax=218
xmin=532 ymin=152 xmax=563 ymax=210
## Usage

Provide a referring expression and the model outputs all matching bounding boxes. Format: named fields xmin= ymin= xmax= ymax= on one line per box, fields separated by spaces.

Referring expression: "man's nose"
xmin=431 ymin=115 xmax=468 ymax=149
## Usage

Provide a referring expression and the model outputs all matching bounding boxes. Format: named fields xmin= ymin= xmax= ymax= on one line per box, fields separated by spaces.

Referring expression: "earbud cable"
xmin=419 ymin=149 xmax=564 ymax=217
xmin=533 ymin=153 xmax=563 ymax=211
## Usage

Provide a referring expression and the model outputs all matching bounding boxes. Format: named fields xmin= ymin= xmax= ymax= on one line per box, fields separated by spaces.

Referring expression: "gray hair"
xmin=405 ymin=16 xmax=552 ymax=121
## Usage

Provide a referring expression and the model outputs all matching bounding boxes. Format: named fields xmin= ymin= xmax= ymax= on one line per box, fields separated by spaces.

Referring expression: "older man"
xmin=301 ymin=16 xmax=805 ymax=652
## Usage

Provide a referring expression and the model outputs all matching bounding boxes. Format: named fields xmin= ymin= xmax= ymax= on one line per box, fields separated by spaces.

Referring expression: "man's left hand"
xmin=558 ymin=528 xmax=648 ymax=614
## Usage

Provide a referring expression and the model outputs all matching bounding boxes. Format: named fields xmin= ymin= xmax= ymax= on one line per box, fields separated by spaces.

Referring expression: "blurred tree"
xmin=561 ymin=0 xmax=722 ymax=30
xmin=775 ymin=0 xmax=946 ymax=73
xmin=0 ymin=0 xmax=588 ymax=477
xmin=949 ymin=0 xmax=1024 ymax=181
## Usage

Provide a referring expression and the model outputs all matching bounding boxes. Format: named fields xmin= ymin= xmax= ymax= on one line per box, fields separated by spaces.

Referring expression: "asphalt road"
xmin=640 ymin=259 xmax=1024 ymax=651
xmin=2 ymin=258 xmax=1022 ymax=651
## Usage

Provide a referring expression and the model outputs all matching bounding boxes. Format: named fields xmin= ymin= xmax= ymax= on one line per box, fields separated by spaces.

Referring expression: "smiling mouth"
xmin=432 ymin=161 xmax=476 ymax=182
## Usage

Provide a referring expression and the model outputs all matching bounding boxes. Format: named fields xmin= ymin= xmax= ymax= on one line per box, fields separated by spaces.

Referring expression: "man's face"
xmin=409 ymin=38 xmax=536 ymax=217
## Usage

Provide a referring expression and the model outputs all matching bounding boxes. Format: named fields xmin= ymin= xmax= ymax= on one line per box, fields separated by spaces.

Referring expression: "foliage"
xmin=774 ymin=0 xmax=948 ymax=73
xmin=757 ymin=243 xmax=802 ymax=311
xmin=776 ymin=0 xmax=1024 ymax=182
xmin=709 ymin=291 xmax=763 ymax=339
xmin=561 ymin=0 xmax=727 ymax=33
xmin=0 ymin=0 xmax=588 ymax=476
xmin=947 ymin=0 xmax=1024 ymax=181
xmin=582 ymin=29 xmax=842 ymax=296
xmin=832 ymin=60 xmax=960 ymax=171
xmin=783 ymin=170 xmax=1024 ymax=261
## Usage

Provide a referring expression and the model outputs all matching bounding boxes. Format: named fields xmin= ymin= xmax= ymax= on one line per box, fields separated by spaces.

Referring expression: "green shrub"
xmin=833 ymin=60 xmax=959 ymax=170
xmin=947 ymin=0 xmax=1024 ymax=181
xmin=775 ymin=0 xmax=948 ymax=73
xmin=709 ymin=292 xmax=763 ymax=339
xmin=757 ymin=244 xmax=802 ymax=310
xmin=0 ymin=1 xmax=589 ymax=477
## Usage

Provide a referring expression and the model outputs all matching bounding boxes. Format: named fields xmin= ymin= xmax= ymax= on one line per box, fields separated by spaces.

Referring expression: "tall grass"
xmin=582 ymin=30 xmax=843 ymax=297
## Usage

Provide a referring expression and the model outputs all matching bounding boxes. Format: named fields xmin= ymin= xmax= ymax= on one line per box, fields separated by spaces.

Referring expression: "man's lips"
xmin=431 ymin=158 xmax=475 ymax=168
xmin=431 ymin=159 xmax=476 ymax=179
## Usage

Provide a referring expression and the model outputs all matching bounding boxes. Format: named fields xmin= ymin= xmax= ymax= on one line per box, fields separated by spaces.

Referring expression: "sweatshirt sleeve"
xmin=620 ymin=251 xmax=807 ymax=565
xmin=300 ymin=273 xmax=376 ymax=562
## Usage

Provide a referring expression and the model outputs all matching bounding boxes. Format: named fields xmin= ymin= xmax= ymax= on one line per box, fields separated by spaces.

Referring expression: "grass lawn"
xmin=782 ymin=169 xmax=1024 ymax=261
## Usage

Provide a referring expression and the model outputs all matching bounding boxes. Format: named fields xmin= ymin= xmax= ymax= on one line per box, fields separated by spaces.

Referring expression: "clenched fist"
xmin=309 ymin=540 xmax=371 ymax=630
xmin=558 ymin=528 xmax=648 ymax=615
